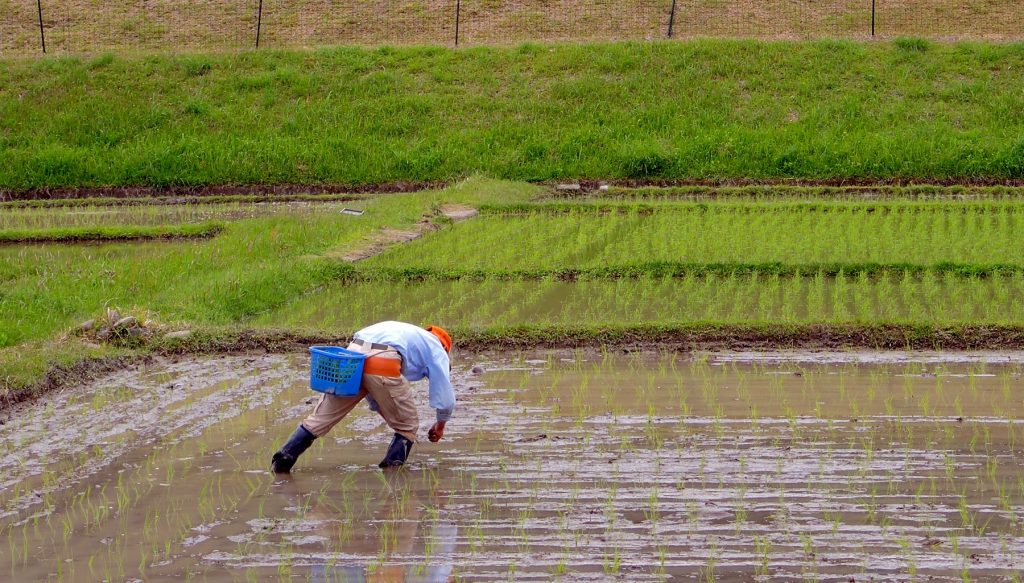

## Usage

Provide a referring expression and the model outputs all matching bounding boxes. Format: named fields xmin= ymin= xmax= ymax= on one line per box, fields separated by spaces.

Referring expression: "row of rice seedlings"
xmin=0 ymin=380 xmax=293 ymax=581
xmin=597 ymin=184 xmax=1024 ymax=201
xmin=638 ymin=358 xmax=1007 ymax=573
xmin=344 ymin=354 xmax=1024 ymax=577
xmin=188 ymin=389 xmax=469 ymax=576
xmin=484 ymin=354 xmax=1024 ymax=578
xmin=369 ymin=205 xmax=1024 ymax=269
xmin=489 ymin=200 xmax=1024 ymax=215
xmin=0 ymin=201 xmax=362 ymax=230
xmin=259 ymin=271 xmax=1024 ymax=330
xmin=9 ymin=354 xmax=1021 ymax=578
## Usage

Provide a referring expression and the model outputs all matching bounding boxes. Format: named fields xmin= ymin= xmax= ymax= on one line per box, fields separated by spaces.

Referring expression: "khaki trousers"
xmin=302 ymin=342 xmax=419 ymax=442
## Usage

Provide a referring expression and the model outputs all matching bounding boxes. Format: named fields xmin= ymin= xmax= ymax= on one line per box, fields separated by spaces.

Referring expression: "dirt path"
xmin=333 ymin=204 xmax=479 ymax=262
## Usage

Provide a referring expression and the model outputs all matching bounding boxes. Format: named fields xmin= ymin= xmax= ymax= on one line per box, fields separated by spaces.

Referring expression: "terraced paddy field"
xmin=257 ymin=193 xmax=1024 ymax=337
xmin=257 ymin=273 xmax=1024 ymax=330
xmin=4 ymin=180 xmax=1024 ymax=579
xmin=3 ymin=350 xmax=1024 ymax=581
xmin=4 ymin=181 xmax=1024 ymax=388
xmin=367 ymin=201 xmax=1024 ymax=269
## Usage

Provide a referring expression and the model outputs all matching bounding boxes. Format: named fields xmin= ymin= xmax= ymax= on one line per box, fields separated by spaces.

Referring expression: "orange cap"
xmin=425 ymin=325 xmax=452 ymax=353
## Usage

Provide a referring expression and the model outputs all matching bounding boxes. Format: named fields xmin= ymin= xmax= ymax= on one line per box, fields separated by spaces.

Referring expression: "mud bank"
xmin=6 ymin=180 xmax=1024 ymax=203
xmin=9 ymin=326 xmax=1024 ymax=413
xmin=0 ymin=182 xmax=443 ymax=202
xmin=2 ymin=350 xmax=1024 ymax=581
xmin=59 ymin=326 xmax=1024 ymax=394
xmin=143 ymin=325 xmax=1024 ymax=356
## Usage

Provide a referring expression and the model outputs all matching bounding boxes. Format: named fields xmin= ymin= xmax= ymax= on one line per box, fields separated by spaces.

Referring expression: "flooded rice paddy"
xmin=257 ymin=276 xmax=1024 ymax=330
xmin=3 ymin=350 xmax=1024 ymax=581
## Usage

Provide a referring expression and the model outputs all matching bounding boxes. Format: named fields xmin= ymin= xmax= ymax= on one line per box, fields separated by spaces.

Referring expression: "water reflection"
xmin=309 ymin=523 xmax=455 ymax=583
xmin=277 ymin=472 xmax=456 ymax=583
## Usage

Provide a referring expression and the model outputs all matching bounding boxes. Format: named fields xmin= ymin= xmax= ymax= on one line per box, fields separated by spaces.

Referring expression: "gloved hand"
xmin=428 ymin=420 xmax=446 ymax=442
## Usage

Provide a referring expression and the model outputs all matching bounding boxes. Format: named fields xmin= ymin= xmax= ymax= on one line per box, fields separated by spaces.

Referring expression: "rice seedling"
xmin=368 ymin=201 xmax=1024 ymax=271
xmin=259 ymin=271 xmax=1024 ymax=333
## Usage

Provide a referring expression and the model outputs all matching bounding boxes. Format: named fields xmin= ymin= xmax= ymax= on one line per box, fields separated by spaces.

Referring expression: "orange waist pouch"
xmin=363 ymin=356 xmax=402 ymax=377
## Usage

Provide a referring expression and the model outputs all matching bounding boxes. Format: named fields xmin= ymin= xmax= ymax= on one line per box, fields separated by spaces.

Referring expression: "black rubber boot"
xmin=379 ymin=432 xmax=414 ymax=468
xmin=271 ymin=424 xmax=317 ymax=473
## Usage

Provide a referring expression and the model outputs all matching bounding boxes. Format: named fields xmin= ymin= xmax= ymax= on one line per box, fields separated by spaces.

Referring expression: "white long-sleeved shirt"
xmin=354 ymin=321 xmax=455 ymax=422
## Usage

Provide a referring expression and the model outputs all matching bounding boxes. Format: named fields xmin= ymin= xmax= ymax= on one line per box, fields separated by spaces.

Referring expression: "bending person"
xmin=272 ymin=321 xmax=454 ymax=473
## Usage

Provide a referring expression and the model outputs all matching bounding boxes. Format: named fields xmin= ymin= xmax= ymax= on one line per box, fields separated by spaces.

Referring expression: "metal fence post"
xmin=871 ymin=0 xmax=876 ymax=36
xmin=255 ymin=0 xmax=264 ymax=48
xmin=667 ymin=0 xmax=677 ymax=38
xmin=37 ymin=0 xmax=46 ymax=54
xmin=454 ymin=0 xmax=461 ymax=46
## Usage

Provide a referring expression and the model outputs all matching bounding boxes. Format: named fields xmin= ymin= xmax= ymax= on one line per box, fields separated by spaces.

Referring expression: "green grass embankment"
xmin=2 ymin=40 xmax=1024 ymax=190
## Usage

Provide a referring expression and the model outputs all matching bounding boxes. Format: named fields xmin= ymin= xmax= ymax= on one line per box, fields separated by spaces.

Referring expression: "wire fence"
xmin=2 ymin=1 xmax=1023 ymax=56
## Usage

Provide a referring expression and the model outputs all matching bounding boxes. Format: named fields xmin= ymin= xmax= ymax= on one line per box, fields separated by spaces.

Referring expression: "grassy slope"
xmin=1 ymin=40 xmax=1024 ymax=189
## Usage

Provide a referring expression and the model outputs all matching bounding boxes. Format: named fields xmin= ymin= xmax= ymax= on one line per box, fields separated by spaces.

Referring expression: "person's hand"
xmin=428 ymin=420 xmax=446 ymax=442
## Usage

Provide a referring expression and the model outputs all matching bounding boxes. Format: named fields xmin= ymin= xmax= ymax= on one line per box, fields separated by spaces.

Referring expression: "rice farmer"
xmin=271 ymin=321 xmax=454 ymax=473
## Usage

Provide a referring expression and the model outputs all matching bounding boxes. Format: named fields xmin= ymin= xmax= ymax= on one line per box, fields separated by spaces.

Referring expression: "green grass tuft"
xmin=894 ymin=38 xmax=931 ymax=52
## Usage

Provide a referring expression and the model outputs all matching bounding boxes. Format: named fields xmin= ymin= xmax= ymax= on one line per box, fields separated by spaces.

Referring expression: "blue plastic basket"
xmin=309 ymin=346 xmax=366 ymax=396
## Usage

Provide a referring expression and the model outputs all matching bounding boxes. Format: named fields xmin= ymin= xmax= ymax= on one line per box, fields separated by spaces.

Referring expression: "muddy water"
xmin=2 ymin=351 xmax=1024 ymax=581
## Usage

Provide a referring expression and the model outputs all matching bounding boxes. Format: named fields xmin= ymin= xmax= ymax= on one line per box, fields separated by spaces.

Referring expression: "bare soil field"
xmin=2 ymin=0 xmax=1022 ymax=55
xmin=3 ymin=350 xmax=1024 ymax=580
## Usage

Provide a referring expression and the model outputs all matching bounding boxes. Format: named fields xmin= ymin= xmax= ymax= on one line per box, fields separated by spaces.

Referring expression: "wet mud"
xmin=2 ymin=350 xmax=1024 ymax=581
